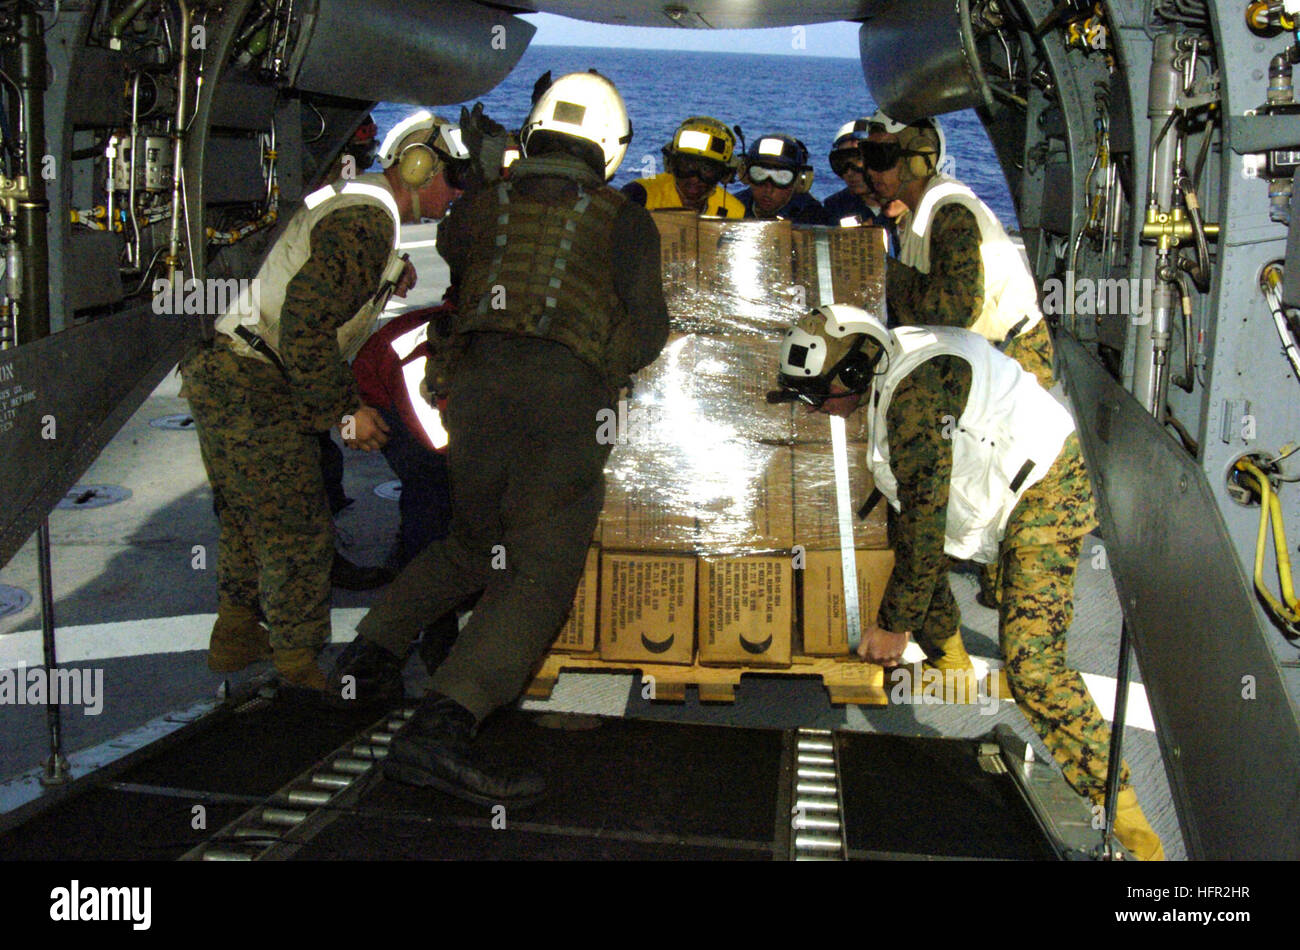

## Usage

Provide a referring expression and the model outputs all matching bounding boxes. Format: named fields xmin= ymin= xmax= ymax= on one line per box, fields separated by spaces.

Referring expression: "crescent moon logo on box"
xmin=640 ymin=632 xmax=675 ymax=654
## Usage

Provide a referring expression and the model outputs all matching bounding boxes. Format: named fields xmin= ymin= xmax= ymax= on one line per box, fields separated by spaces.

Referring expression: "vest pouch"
xmin=423 ymin=309 xmax=468 ymax=398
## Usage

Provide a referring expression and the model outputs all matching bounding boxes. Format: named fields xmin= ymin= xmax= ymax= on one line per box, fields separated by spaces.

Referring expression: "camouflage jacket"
xmin=886 ymin=203 xmax=1055 ymax=387
xmin=886 ymin=204 xmax=982 ymax=329
xmin=278 ymin=204 xmax=393 ymax=431
xmin=875 ymin=354 xmax=1096 ymax=635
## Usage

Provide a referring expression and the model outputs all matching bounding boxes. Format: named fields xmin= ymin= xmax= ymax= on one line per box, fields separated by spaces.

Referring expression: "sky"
xmin=521 ymin=12 xmax=862 ymax=59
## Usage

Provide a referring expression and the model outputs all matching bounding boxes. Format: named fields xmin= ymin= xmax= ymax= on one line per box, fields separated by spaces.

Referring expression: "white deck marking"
xmin=0 ymin=609 xmax=370 ymax=668
xmin=0 ymin=616 xmax=1153 ymax=730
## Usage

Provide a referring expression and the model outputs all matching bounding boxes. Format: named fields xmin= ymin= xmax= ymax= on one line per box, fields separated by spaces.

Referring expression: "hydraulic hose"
xmin=1261 ymin=263 xmax=1300 ymax=382
xmin=1177 ymin=174 xmax=1212 ymax=292
xmin=1235 ymin=458 xmax=1300 ymax=628
xmin=1169 ymin=268 xmax=1195 ymax=392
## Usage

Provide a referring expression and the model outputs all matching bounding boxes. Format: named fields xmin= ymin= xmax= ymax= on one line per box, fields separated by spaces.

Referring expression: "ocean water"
xmin=374 ymin=45 xmax=1018 ymax=229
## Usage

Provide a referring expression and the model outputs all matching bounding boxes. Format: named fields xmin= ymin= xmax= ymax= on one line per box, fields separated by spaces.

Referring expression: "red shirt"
xmin=353 ymin=304 xmax=451 ymax=453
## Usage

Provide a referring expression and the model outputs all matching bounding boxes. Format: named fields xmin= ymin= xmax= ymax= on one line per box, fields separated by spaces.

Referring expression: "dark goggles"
xmin=829 ymin=149 xmax=864 ymax=177
xmin=860 ymin=139 xmax=922 ymax=173
xmin=673 ymin=154 xmax=728 ymax=185
xmin=748 ymin=164 xmax=797 ymax=187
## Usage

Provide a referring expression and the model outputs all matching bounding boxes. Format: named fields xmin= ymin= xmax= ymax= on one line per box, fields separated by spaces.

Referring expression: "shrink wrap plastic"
xmin=597 ymin=214 xmax=888 ymax=556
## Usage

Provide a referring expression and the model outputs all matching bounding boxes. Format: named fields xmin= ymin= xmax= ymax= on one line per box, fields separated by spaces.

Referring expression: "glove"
xmin=531 ymin=70 xmax=553 ymax=105
xmin=459 ymin=102 xmax=509 ymax=185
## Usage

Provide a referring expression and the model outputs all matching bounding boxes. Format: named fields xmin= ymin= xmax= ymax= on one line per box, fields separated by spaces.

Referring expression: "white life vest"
xmin=866 ymin=326 xmax=1075 ymax=563
xmin=388 ymin=320 xmax=448 ymax=451
xmin=214 ymin=173 xmax=402 ymax=367
xmin=896 ymin=175 xmax=1042 ymax=345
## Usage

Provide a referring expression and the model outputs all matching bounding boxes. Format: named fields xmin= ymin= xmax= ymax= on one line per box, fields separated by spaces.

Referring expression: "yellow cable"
xmin=1237 ymin=459 xmax=1300 ymax=622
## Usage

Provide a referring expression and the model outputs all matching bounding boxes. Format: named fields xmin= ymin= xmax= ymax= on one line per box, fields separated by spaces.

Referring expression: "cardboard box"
xmin=791 ymin=444 xmax=889 ymax=550
xmin=652 ymin=210 xmax=700 ymax=299
xmin=689 ymin=334 xmax=793 ymax=443
xmin=600 ymin=471 xmax=699 ymax=552
xmin=791 ymin=400 xmax=872 ymax=442
xmin=791 ymin=225 xmax=888 ymax=319
xmin=696 ymin=218 xmax=799 ymax=335
xmin=618 ymin=332 xmax=694 ymax=447
xmin=697 ymin=555 xmax=793 ymax=666
xmin=601 ymin=437 xmax=793 ymax=554
xmin=693 ymin=443 xmax=794 ymax=553
xmin=599 ymin=553 xmax=696 ymax=664
xmin=621 ymin=333 xmax=790 ymax=444
xmin=801 ymin=549 xmax=896 ymax=655
xmin=828 ymin=225 xmax=888 ymax=315
xmin=553 ymin=546 xmax=600 ymax=653
xmin=600 ymin=429 xmax=700 ymax=552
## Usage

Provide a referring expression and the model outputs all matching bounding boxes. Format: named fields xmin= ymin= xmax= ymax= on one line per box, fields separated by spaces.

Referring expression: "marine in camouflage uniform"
xmin=886 ymin=202 xmax=1055 ymax=606
xmin=886 ymin=204 xmax=1056 ymax=388
xmin=180 ymin=204 xmax=394 ymax=677
xmin=876 ymin=352 xmax=1130 ymax=803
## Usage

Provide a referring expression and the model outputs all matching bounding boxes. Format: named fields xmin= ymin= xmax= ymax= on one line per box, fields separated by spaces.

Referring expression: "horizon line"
xmin=528 ymin=41 xmax=859 ymax=60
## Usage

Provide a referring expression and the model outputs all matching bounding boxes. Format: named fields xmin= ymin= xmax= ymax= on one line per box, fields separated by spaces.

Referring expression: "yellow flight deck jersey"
xmin=623 ymin=172 xmax=744 ymax=218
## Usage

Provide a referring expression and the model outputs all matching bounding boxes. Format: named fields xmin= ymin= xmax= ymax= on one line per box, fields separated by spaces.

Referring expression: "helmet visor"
xmin=860 ymin=140 xmax=930 ymax=173
xmin=859 ymin=140 xmax=904 ymax=172
xmin=748 ymin=164 xmax=796 ymax=187
xmin=829 ymin=149 xmax=864 ymax=177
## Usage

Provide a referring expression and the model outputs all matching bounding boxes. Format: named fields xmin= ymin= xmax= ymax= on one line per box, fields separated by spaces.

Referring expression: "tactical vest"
xmin=213 ymin=173 xmax=401 ymax=367
xmin=456 ymin=155 xmax=627 ymax=373
xmin=866 ymin=326 xmax=1075 ymax=563
xmin=897 ymin=175 xmax=1042 ymax=344
xmin=632 ymin=171 xmax=745 ymax=218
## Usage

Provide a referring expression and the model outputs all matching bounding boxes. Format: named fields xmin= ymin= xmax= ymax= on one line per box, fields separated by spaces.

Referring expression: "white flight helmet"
xmin=775 ymin=304 xmax=896 ymax=405
xmin=865 ymin=109 xmax=909 ymax=136
xmin=832 ymin=117 xmax=874 ymax=150
xmin=865 ymin=110 xmax=949 ymax=180
xmin=520 ymin=71 xmax=633 ymax=181
xmin=378 ymin=110 xmax=470 ymax=189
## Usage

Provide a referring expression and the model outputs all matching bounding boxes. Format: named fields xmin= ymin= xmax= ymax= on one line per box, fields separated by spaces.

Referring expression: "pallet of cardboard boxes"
xmin=536 ymin=211 xmax=897 ymax=704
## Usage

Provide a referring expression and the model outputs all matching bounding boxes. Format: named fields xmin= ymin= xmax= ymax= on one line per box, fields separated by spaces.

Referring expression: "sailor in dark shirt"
xmin=735 ymin=133 xmax=831 ymax=225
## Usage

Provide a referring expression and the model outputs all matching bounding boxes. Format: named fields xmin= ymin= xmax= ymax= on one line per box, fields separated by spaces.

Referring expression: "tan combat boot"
xmin=208 ymin=605 xmax=272 ymax=672
xmin=1112 ymin=787 xmax=1166 ymax=860
xmin=273 ymin=647 xmax=328 ymax=692
xmin=889 ymin=633 xmax=981 ymax=704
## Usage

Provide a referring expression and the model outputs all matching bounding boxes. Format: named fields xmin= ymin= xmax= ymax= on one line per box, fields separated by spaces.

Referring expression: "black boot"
xmin=324 ymin=636 xmax=407 ymax=709
xmin=384 ymin=694 xmax=546 ymax=807
xmin=331 ymin=552 xmax=396 ymax=591
xmin=417 ymin=612 xmax=461 ymax=675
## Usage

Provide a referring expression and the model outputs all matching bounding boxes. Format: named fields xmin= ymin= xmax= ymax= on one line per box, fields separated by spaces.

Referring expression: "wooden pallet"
xmin=527 ymin=652 xmax=888 ymax=706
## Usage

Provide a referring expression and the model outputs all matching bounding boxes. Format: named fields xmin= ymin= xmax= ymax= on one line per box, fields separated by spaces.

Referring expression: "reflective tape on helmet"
xmin=676 ymin=129 xmax=715 ymax=153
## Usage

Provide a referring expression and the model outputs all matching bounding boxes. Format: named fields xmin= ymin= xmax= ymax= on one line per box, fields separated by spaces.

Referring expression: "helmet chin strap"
xmin=408 ymin=185 xmax=422 ymax=222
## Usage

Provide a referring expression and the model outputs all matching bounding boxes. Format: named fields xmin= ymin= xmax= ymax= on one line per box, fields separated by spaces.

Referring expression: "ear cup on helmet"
xmin=398 ymin=143 xmax=442 ymax=189
xmin=907 ymin=151 xmax=934 ymax=180
xmin=795 ymin=168 xmax=814 ymax=194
